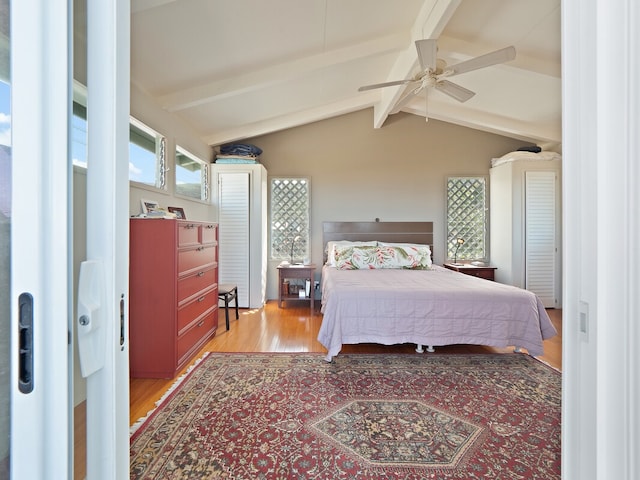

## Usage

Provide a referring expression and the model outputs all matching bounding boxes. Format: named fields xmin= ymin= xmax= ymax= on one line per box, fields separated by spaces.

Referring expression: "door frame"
xmin=10 ymin=0 xmax=71 ymax=477
xmin=82 ymin=1 xmax=131 ymax=479
xmin=10 ymin=0 xmax=131 ymax=478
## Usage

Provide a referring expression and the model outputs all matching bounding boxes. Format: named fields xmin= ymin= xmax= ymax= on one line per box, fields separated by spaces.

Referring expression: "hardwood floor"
xmin=75 ymin=300 xmax=562 ymax=479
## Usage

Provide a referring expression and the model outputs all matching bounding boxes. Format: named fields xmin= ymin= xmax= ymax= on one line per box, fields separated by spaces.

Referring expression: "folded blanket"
xmin=219 ymin=143 xmax=262 ymax=157
xmin=215 ymin=155 xmax=260 ymax=164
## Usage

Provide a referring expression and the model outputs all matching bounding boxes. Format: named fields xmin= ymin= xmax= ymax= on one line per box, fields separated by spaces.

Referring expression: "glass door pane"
xmin=0 ymin=0 xmax=11 ymax=474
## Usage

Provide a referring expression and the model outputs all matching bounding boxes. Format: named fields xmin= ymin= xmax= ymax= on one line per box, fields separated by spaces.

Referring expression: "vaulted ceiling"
xmin=130 ymin=0 xmax=561 ymax=149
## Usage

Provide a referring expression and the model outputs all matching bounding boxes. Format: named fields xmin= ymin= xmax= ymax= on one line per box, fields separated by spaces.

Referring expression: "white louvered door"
xmin=525 ymin=171 xmax=558 ymax=307
xmin=218 ymin=172 xmax=251 ymax=307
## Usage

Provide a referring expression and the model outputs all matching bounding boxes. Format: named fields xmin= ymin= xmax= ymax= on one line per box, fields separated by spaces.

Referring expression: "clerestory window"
xmin=175 ymin=146 xmax=209 ymax=201
xmin=71 ymin=92 xmax=167 ymax=191
xmin=129 ymin=117 xmax=166 ymax=189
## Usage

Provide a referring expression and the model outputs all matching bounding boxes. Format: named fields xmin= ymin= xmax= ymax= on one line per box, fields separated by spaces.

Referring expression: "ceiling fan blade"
xmin=435 ymin=80 xmax=476 ymax=102
xmin=446 ymin=45 xmax=516 ymax=77
xmin=358 ymin=79 xmax=415 ymax=92
xmin=415 ymin=39 xmax=437 ymax=72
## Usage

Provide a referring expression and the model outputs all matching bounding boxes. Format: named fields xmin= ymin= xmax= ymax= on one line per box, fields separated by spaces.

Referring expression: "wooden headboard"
xmin=323 ymin=221 xmax=434 ymax=261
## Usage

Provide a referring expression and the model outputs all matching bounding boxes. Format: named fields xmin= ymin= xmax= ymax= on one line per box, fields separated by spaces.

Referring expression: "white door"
xmin=217 ymin=172 xmax=251 ymax=307
xmin=525 ymin=171 xmax=558 ymax=308
xmin=6 ymin=0 xmax=130 ymax=478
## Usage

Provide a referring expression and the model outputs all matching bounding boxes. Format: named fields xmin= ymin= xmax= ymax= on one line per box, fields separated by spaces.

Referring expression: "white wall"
xmin=245 ymin=108 xmax=530 ymax=299
xmin=128 ymin=83 xmax=214 ymax=222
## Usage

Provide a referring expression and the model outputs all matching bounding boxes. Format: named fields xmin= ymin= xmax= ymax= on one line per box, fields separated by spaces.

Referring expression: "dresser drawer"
xmin=471 ymin=270 xmax=495 ymax=280
xmin=177 ymin=286 xmax=217 ymax=334
xmin=177 ymin=308 xmax=217 ymax=363
xmin=200 ymin=223 xmax=217 ymax=244
xmin=178 ymin=222 xmax=200 ymax=247
xmin=178 ymin=265 xmax=217 ymax=303
xmin=178 ymin=245 xmax=217 ymax=275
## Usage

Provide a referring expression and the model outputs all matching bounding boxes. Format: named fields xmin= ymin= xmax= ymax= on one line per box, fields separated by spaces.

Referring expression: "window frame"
xmin=445 ymin=175 xmax=489 ymax=263
xmin=174 ymin=145 xmax=209 ymax=202
xmin=71 ymin=85 xmax=168 ymax=191
xmin=128 ymin=116 xmax=166 ymax=190
xmin=269 ymin=177 xmax=311 ymax=263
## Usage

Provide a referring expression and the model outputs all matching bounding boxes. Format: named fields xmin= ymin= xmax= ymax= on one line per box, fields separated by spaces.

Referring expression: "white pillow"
xmin=325 ymin=240 xmax=377 ymax=266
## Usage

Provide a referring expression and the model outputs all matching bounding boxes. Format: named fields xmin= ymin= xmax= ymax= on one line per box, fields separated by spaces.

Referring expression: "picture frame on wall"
xmin=167 ymin=206 xmax=186 ymax=219
xmin=140 ymin=199 xmax=160 ymax=214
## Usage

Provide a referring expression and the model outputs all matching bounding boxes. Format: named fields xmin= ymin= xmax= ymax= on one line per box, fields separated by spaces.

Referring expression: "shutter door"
xmin=218 ymin=172 xmax=250 ymax=307
xmin=525 ymin=171 xmax=557 ymax=307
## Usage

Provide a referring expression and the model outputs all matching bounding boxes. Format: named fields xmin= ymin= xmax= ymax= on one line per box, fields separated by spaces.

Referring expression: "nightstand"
xmin=444 ymin=263 xmax=497 ymax=281
xmin=277 ymin=263 xmax=316 ymax=311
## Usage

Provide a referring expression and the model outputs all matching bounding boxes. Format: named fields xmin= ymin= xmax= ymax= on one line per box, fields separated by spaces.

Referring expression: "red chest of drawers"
xmin=129 ymin=218 xmax=219 ymax=378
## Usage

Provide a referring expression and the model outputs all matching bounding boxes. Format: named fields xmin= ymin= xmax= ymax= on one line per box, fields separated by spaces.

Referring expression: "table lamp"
xmin=453 ymin=237 xmax=465 ymax=265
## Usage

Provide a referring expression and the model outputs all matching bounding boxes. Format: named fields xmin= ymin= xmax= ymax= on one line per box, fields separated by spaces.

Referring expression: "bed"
xmin=318 ymin=221 xmax=557 ymax=362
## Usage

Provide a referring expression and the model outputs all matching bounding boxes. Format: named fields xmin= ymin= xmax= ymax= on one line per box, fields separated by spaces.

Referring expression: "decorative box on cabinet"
xmin=129 ymin=218 xmax=219 ymax=378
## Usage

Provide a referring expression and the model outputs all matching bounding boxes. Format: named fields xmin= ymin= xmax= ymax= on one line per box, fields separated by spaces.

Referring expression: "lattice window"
xmin=270 ymin=178 xmax=310 ymax=262
xmin=446 ymin=176 xmax=488 ymax=261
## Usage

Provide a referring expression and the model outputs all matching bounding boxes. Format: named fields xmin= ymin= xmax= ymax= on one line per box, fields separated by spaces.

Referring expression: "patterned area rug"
xmin=130 ymin=353 xmax=561 ymax=479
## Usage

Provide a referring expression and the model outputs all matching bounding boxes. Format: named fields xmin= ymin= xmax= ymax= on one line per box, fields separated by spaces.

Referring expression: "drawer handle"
xmin=197 ymin=271 xmax=205 ymax=277
xmin=197 ymin=321 xmax=204 ymax=327
xmin=206 ymin=225 xmax=214 ymax=229
xmin=197 ymin=296 xmax=206 ymax=302
xmin=197 ymin=246 xmax=204 ymax=251
xmin=184 ymin=224 xmax=196 ymax=229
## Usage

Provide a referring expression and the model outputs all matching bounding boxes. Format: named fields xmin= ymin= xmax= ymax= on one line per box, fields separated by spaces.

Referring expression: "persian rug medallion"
xmin=130 ymin=353 xmax=561 ymax=479
xmin=309 ymin=399 xmax=482 ymax=468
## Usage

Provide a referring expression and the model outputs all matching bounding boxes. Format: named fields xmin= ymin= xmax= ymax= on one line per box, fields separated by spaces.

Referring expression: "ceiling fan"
xmin=358 ymin=39 xmax=516 ymax=120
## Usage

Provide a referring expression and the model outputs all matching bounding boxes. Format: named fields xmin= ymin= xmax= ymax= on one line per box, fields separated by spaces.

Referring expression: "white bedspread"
xmin=318 ymin=264 xmax=557 ymax=361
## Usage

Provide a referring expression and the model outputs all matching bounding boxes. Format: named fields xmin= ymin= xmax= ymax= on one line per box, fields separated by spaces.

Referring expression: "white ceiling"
xmin=131 ymin=0 xmax=561 ymax=149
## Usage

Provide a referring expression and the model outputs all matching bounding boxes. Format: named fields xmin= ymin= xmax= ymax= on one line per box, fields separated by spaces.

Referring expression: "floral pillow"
xmin=325 ymin=240 xmax=377 ymax=266
xmin=378 ymin=244 xmax=432 ymax=269
xmin=333 ymin=245 xmax=432 ymax=270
